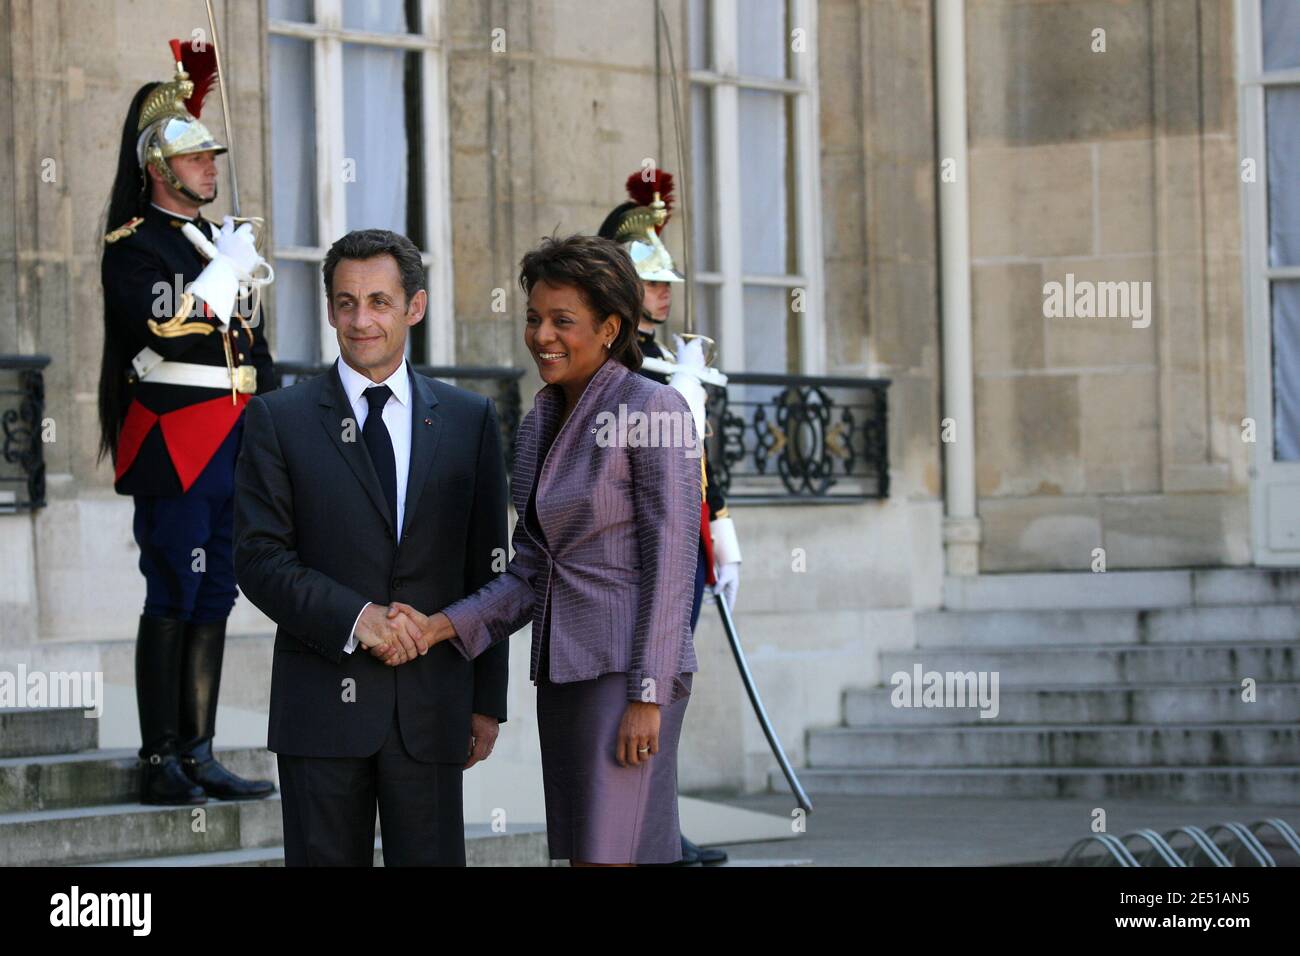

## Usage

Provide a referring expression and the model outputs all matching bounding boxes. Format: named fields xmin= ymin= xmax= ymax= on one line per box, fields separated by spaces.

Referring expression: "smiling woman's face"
xmin=525 ymin=280 xmax=619 ymax=393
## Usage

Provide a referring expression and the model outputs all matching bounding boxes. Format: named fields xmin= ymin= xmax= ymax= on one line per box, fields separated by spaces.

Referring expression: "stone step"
xmin=941 ymin=568 xmax=1300 ymax=611
xmin=772 ymin=766 xmax=1300 ymax=803
xmin=0 ymin=794 xmax=284 ymax=866
xmin=0 ymin=707 xmax=97 ymax=759
xmin=843 ymin=682 xmax=1300 ymax=726
xmin=878 ymin=642 xmax=1300 ymax=685
xmin=808 ymin=722 xmax=1300 ymax=769
xmin=9 ymin=633 xmax=274 ymax=720
xmin=1 ymin=792 xmax=557 ymax=867
xmin=84 ymin=824 xmax=554 ymax=867
xmin=915 ymin=605 xmax=1300 ymax=648
xmin=0 ymin=747 xmax=274 ymax=813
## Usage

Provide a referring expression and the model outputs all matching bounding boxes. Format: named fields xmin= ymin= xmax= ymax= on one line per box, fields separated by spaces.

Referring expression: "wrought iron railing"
xmin=273 ymin=363 xmax=889 ymax=503
xmin=273 ymin=362 xmax=525 ymax=471
xmin=705 ymin=372 xmax=890 ymax=502
xmin=0 ymin=355 xmax=50 ymax=513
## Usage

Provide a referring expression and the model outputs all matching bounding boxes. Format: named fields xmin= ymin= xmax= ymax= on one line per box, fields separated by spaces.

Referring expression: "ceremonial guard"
xmin=599 ymin=170 xmax=743 ymax=864
xmin=97 ymin=39 xmax=276 ymax=805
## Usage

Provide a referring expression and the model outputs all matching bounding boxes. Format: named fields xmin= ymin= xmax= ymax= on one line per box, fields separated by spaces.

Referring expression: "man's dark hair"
xmin=322 ymin=229 xmax=425 ymax=305
xmin=518 ymin=234 xmax=643 ymax=372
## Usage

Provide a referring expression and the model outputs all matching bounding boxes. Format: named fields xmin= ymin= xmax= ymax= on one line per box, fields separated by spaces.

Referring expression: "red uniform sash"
xmin=115 ymin=394 xmax=250 ymax=491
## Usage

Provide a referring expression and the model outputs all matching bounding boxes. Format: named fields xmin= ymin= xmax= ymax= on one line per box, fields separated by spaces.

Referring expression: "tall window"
xmin=267 ymin=0 xmax=453 ymax=365
xmin=1257 ymin=0 xmax=1300 ymax=459
xmin=1239 ymin=0 xmax=1300 ymax=563
xmin=688 ymin=0 xmax=824 ymax=373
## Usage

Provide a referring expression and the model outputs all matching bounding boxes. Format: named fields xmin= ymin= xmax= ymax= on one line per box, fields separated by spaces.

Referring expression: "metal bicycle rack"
xmin=1057 ymin=834 xmax=1141 ymax=867
xmin=1057 ymin=817 xmax=1298 ymax=866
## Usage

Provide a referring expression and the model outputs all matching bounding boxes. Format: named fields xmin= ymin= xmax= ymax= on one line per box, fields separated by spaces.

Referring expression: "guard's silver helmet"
xmin=136 ymin=39 xmax=226 ymax=204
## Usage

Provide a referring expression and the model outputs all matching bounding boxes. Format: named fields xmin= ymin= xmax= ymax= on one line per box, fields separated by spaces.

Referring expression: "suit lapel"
xmin=316 ymin=364 xmax=394 ymax=534
xmin=532 ymin=357 xmax=627 ymax=515
xmin=400 ymin=370 xmax=442 ymax=541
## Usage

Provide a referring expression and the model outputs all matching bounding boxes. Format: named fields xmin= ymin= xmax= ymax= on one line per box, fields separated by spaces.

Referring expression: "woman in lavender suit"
xmin=389 ymin=234 xmax=703 ymax=866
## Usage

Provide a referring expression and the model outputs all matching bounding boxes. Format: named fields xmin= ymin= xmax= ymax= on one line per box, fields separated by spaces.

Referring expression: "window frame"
xmin=267 ymin=0 xmax=455 ymax=365
xmin=688 ymin=0 xmax=826 ymax=374
xmin=1237 ymin=0 xmax=1300 ymax=562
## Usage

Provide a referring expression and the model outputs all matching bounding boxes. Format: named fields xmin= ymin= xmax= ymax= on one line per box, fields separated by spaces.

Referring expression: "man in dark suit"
xmin=234 ymin=229 xmax=510 ymax=866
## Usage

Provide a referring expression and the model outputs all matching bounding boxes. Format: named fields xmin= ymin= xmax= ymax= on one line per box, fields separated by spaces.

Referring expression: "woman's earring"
xmin=604 ymin=341 xmax=611 ymax=350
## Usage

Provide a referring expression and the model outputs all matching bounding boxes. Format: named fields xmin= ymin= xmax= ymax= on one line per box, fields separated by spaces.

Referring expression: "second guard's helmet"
xmin=597 ymin=169 xmax=684 ymax=283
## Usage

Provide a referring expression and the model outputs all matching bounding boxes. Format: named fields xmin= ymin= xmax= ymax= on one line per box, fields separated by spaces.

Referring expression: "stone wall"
xmin=0 ymin=0 xmax=1258 ymax=795
xmin=965 ymin=0 xmax=1249 ymax=570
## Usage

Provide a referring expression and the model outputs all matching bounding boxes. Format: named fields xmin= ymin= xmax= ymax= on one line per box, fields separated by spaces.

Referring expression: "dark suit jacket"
xmin=233 ymin=361 xmax=510 ymax=762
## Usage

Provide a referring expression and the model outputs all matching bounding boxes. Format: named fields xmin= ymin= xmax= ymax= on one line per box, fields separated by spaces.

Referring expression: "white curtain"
xmin=269 ymin=35 xmax=319 ymax=362
xmin=1265 ymin=47 xmax=1300 ymax=458
xmin=343 ymin=44 xmax=410 ymax=237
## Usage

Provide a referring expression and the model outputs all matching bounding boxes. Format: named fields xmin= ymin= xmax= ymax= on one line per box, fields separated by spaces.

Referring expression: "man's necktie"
xmin=362 ymin=385 xmax=398 ymax=527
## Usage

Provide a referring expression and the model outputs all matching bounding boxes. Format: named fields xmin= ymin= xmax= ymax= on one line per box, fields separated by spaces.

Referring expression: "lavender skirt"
xmin=535 ymin=605 xmax=692 ymax=865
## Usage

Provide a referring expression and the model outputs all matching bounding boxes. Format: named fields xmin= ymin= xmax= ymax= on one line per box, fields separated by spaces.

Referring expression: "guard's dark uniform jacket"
xmin=102 ymin=204 xmax=276 ymax=497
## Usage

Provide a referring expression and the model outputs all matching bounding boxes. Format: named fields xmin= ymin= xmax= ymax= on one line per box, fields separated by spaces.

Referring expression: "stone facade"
xmin=0 ymin=0 xmax=1257 ymax=797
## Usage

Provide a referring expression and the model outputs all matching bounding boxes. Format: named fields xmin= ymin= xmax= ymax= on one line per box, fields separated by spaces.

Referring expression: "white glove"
xmin=673 ymin=335 xmax=705 ymax=371
xmin=216 ymin=218 xmax=261 ymax=274
xmin=187 ymin=218 xmax=261 ymax=327
xmin=712 ymin=560 xmax=740 ymax=611
xmin=668 ymin=336 xmax=708 ymax=449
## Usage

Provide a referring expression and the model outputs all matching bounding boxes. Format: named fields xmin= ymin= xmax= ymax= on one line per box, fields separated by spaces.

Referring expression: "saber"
xmin=714 ymin=592 xmax=813 ymax=812
xmin=656 ymin=1 xmax=692 ymax=335
xmin=204 ymin=0 xmax=241 ymax=216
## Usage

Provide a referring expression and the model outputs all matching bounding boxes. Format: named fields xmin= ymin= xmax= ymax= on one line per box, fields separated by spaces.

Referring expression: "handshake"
xmin=355 ymin=601 xmax=456 ymax=666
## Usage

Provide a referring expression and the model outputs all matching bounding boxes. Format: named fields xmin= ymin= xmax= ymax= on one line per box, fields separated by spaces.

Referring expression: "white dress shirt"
xmin=338 ymin=356 xmax=413 ymax=654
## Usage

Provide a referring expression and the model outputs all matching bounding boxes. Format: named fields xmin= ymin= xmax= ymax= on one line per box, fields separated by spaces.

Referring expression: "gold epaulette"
xmin=104 ymin=217 xmax=145 ymax=244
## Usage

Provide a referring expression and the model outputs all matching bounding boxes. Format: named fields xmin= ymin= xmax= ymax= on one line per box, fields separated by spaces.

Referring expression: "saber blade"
xmin=714 ymin=592 xmax=813 ymax=812
xmin=204 ymin=0 xmax=240 ymax=216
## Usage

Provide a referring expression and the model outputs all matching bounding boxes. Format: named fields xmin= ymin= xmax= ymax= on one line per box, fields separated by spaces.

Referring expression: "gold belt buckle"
xmin=235 ymin=365 xmax=257 ymax=394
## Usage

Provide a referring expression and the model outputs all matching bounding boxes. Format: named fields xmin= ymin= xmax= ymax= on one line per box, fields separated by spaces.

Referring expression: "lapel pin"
xmin=424 ymin=418 xmax=433 ymax=426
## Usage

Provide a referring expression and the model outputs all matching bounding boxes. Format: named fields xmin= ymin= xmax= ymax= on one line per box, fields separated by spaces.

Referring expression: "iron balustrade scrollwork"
xmin=273 ymin=362 xmax=525 ymax=473
xmin=0 ymin=355 xmax=51 ymax=513
xmin=704 ymin=372 xmax=890 ymax=502
xmin=274 ymin=363 xmax=885 ymax=503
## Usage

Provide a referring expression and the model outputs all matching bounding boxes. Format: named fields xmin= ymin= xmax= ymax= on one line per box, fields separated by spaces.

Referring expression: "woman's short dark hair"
xmin=322 ymin=229 xmax=425 ymax=305
xmin=518 ymin=234 xmax=643 ymax=372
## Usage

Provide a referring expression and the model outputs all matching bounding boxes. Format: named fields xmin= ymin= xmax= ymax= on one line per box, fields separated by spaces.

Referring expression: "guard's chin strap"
xmin=148 ymin=158 xmax=217 ymax=206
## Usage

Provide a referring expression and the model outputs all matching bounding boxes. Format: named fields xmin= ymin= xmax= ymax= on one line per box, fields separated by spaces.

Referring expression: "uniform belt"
xmin=137 ymin=360 xmax=257 ymax=394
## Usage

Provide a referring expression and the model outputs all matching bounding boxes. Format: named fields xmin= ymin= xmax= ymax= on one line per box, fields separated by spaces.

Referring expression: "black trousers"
xmin=277 ymin=711 xmax=465 ymax=866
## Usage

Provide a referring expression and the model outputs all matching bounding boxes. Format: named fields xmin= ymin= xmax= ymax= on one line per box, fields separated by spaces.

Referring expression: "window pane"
xmin=343 ymin=0 xmax=419 ymax=34
xmin=269 ymin=0 xmax=313 ymax=22
xmin=1266 ymin=86 xmax=1300 ymax=268
xmin=738 ymin=89 xmax=792 ymax=276
xmin=737 ymin=0 xmax=788 ymax=79
xmin=1273 ymin=281 xmax=1300 ymax=461
xmin=690 ymin=85 xmax=716 ymax=272
xmin=271 ymin=260 xmax=322 ymax=364
xmin=743 ymin=284 xmax=796 ymax=373
xmin=1263 ymin=0 xmax=1300 ymax=71
xmin=688 ymin=0 xmax=711 ymax=71
xmin=688 ymin=282 xmax=719 ymax=360
xmin=270 ymin=36 xmax=318 ymax=248
xmin=342 ymin=44 xmax=425 ymax=244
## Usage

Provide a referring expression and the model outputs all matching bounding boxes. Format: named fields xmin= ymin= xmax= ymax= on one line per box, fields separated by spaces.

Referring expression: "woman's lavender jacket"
xmin=442 ymin=357 xmax=702 ymax=704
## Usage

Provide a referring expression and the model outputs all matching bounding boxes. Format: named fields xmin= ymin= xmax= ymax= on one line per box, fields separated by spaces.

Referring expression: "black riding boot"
xmin=136 ymin=615 xmax=207 ymax=805
xmin=178 ymin=618 xmax=275 ymax=800
xmin=676 ymin=834 xmax=728 ymax=865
